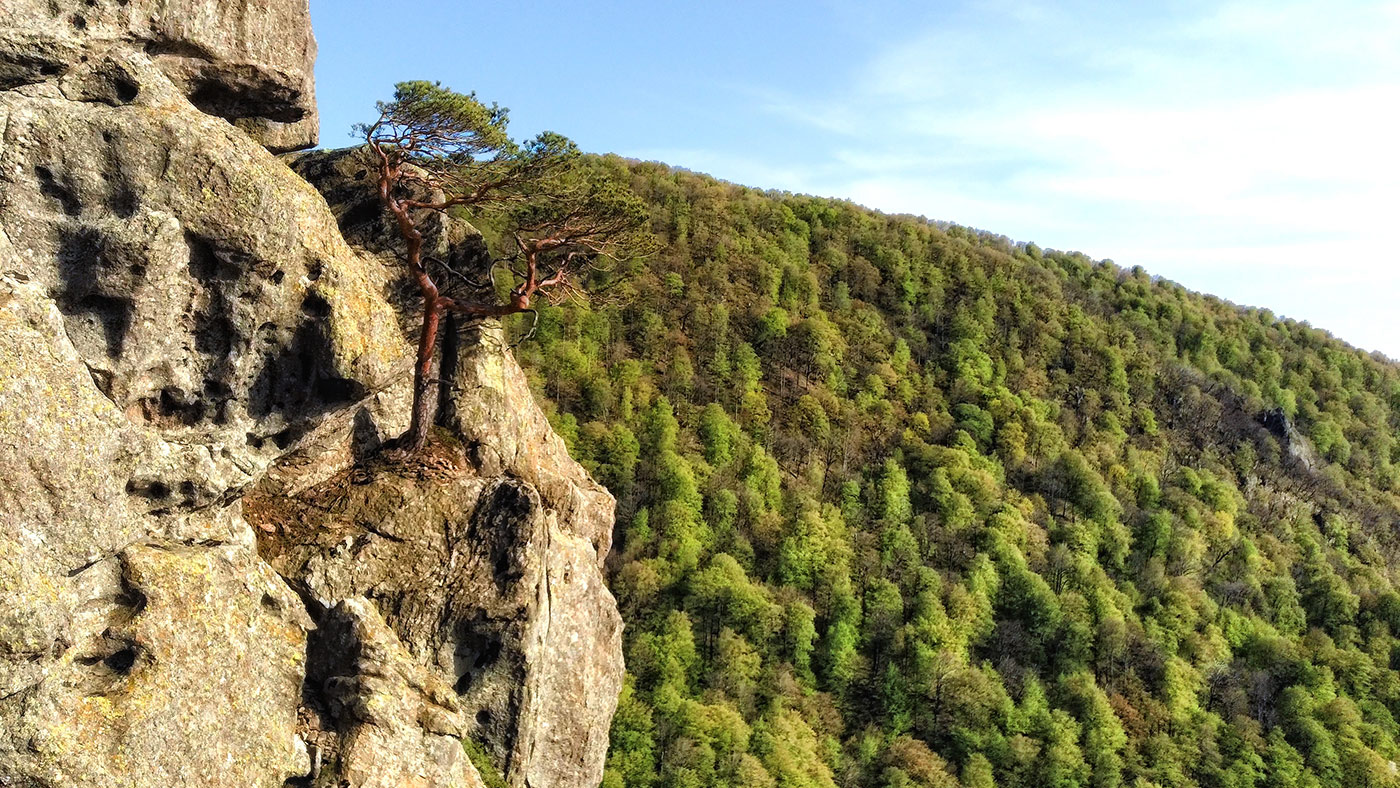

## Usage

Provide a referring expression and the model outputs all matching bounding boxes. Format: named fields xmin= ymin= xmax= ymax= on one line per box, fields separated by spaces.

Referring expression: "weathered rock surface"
xmin=285 ymin=147 xmax=487 ymax=266
xmin=279 ymin=150 xmax=625 ymax=788
xmin=0 ymin=3 xmax=402 ymax=781
xmin=0 ymin=0 xmax=319 ymax=150
xmin=302 ymin=598 xmax=484 ymax=788
xmin=249 ymin=321 xmax=624 ymax=788
xmin=1 ymin=3 xmax=624 ymax=787
xmin=285 ymin=146 xmax=492 ymax=331
xmin=0 ymin=535 xmax=312 ymax=788
xmin=1 ymin=266 xmax=315 ymax=788
xmin=0 ymin=49 xmax=403 ymax=504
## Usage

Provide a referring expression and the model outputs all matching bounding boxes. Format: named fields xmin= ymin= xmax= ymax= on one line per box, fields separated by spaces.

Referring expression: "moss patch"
xmin=463 ymin=738 xmax=509 ymax=788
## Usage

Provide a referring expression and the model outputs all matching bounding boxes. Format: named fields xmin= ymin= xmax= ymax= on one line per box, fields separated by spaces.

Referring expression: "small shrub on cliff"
xmin=463 ymin=738 xmax=510 ymax=788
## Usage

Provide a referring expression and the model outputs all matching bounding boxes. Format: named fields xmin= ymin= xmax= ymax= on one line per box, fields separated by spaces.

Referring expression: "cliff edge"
xmin=0 ymin=3 xmax=623 ymax=787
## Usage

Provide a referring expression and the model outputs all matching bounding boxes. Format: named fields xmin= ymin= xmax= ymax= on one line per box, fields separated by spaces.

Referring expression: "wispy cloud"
xmin=310 ymin=0 xmax=1400 ymax=354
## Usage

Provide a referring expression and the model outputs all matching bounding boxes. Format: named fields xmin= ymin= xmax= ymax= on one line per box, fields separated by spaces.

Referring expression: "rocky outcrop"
xmin=0 ymin=51 xmax=401 ymax=500
xmin=0 ymin=3 xmax=623 ymax=787
xmin=249 ymin=323 xmax=623 ymax=788
xmin=303 ymin=598 xmax=485 ymax=788
xmin=0 ymin=0 xmax=319 ymax=151
xmin=284 ymin=146 xmax=492 ymax=325
xmin=0 ymin=2 xmax=398 ymax=781
xmin=253 ymin=149 xmax=624 ymax=788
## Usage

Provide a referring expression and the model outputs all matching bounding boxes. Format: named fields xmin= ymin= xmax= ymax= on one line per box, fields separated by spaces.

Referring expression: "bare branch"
xmin=509 ymin=309 xmax=540 ymax=348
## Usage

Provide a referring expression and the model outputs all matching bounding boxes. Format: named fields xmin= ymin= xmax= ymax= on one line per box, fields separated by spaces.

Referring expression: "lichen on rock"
xmin=0 ymin=0 xmax=319 ymax=150
xmin=250 ymin=405 xmax=623 ymax=788
xmin=0 ymin=2 xmax=626 ymax=787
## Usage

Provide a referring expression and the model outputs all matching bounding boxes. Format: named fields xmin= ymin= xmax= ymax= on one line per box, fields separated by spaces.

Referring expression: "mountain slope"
xmin=504 ymin=158 xmax=1400 ymax=788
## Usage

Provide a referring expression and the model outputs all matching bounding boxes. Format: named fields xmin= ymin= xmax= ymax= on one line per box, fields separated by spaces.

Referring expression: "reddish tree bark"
xmin=362 ymin=82 xmax=650 ymax=451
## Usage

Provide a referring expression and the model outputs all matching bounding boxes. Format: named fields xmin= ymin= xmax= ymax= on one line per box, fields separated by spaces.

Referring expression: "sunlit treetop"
xmin=357 ymin=80 xmax=579 ymax=210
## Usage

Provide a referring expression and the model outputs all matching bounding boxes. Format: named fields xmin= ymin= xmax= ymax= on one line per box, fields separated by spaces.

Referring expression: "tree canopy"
xmin=359 ymin=82 xmax=651 ymax=449
xmin=506 ymin=157 xmax=1400 ymax=788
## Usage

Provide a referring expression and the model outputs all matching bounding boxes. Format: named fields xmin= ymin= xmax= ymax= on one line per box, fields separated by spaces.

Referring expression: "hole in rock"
xmin=107 ymin=179 xmax=139 ymax=217
xmin=186 ymin=232 xmax=242 ymax=282
xmin=194 ymin=311 xmax=234 ymax=357
xmin=103 ymin=647 xmax=136 ymax=673
xmin=112 ymin=587 xmax=148 ymax=619
xmin=453 ymin=631 xmax=503 ymax=694
xmin=188 ymin=79 xmax=304 ymax=123
xmin=301 ymin=292 xmax=331 ymax=318
xmin=76 ymin=639 xmax=142 ymax=695
xmin=55 ymin=226 xmax=140 ymax=358
xmin=249 ymin=317 xmax=365 ymax=421
xmin=125 ymin=479 xmax=171 ymax=500
xmin=270 ymin=425 xmax=305 ymax=450
xmin=35 ymin=165 xmax=82 ymax=217
xmin=203 ymin=379 xmax=230 ymax=396
xmin=155 ymin=387 xmax=206 ymax=426
xmin=113 ymin=78 xmax=138 ymax=103
xmin=340 ymin=200 xmax=380 ymax=232
xmin=72 ymin=294 xmax=133 ymax=357
xmin=314 ymin=377 xmax=362 ymax=403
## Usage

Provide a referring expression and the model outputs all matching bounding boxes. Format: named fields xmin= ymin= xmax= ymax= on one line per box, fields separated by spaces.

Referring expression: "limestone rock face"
xmin=1 ymin=536 xmax=313 ymax=788
xmin=278 ymin=151 xmax=625 ymax=788
xmin=0 ymin=5 xmax=403 ymax=782
xmin=284 ymin=146 xmax=492 ymax=325
xmin=251 ymin=328 xmax=624 ymax=788
xmin=1 ymin=3 xmax=624 ymax=787
xmin=0 ymin=0 xmax=319 ymax=150
xmin=0 ymin=268 xmax=317 ymax=788
xmin=305 ymin=598 xmax=485 ymax=788
xmin=0 ymin=51 xmax=403 ymax=504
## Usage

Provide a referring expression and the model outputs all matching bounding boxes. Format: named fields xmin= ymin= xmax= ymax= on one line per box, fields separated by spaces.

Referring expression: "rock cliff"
xmin=0 ymin=3 xmax=624 ymax=787
xmin=1 ymin=0 xmax=319 ymax=151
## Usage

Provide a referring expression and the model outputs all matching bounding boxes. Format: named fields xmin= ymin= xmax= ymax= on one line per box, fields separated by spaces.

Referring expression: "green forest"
xmin=490 ymin=156 xmax=1400 ymax=788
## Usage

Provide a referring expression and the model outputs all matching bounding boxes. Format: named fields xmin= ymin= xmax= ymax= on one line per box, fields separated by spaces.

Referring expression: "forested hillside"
xmin=496 ymin=157 xmax=1400 ymax=788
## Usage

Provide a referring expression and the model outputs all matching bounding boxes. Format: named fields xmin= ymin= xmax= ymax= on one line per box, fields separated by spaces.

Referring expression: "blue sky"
xmin=311 ymin=0 xmax=1400 ymax=359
